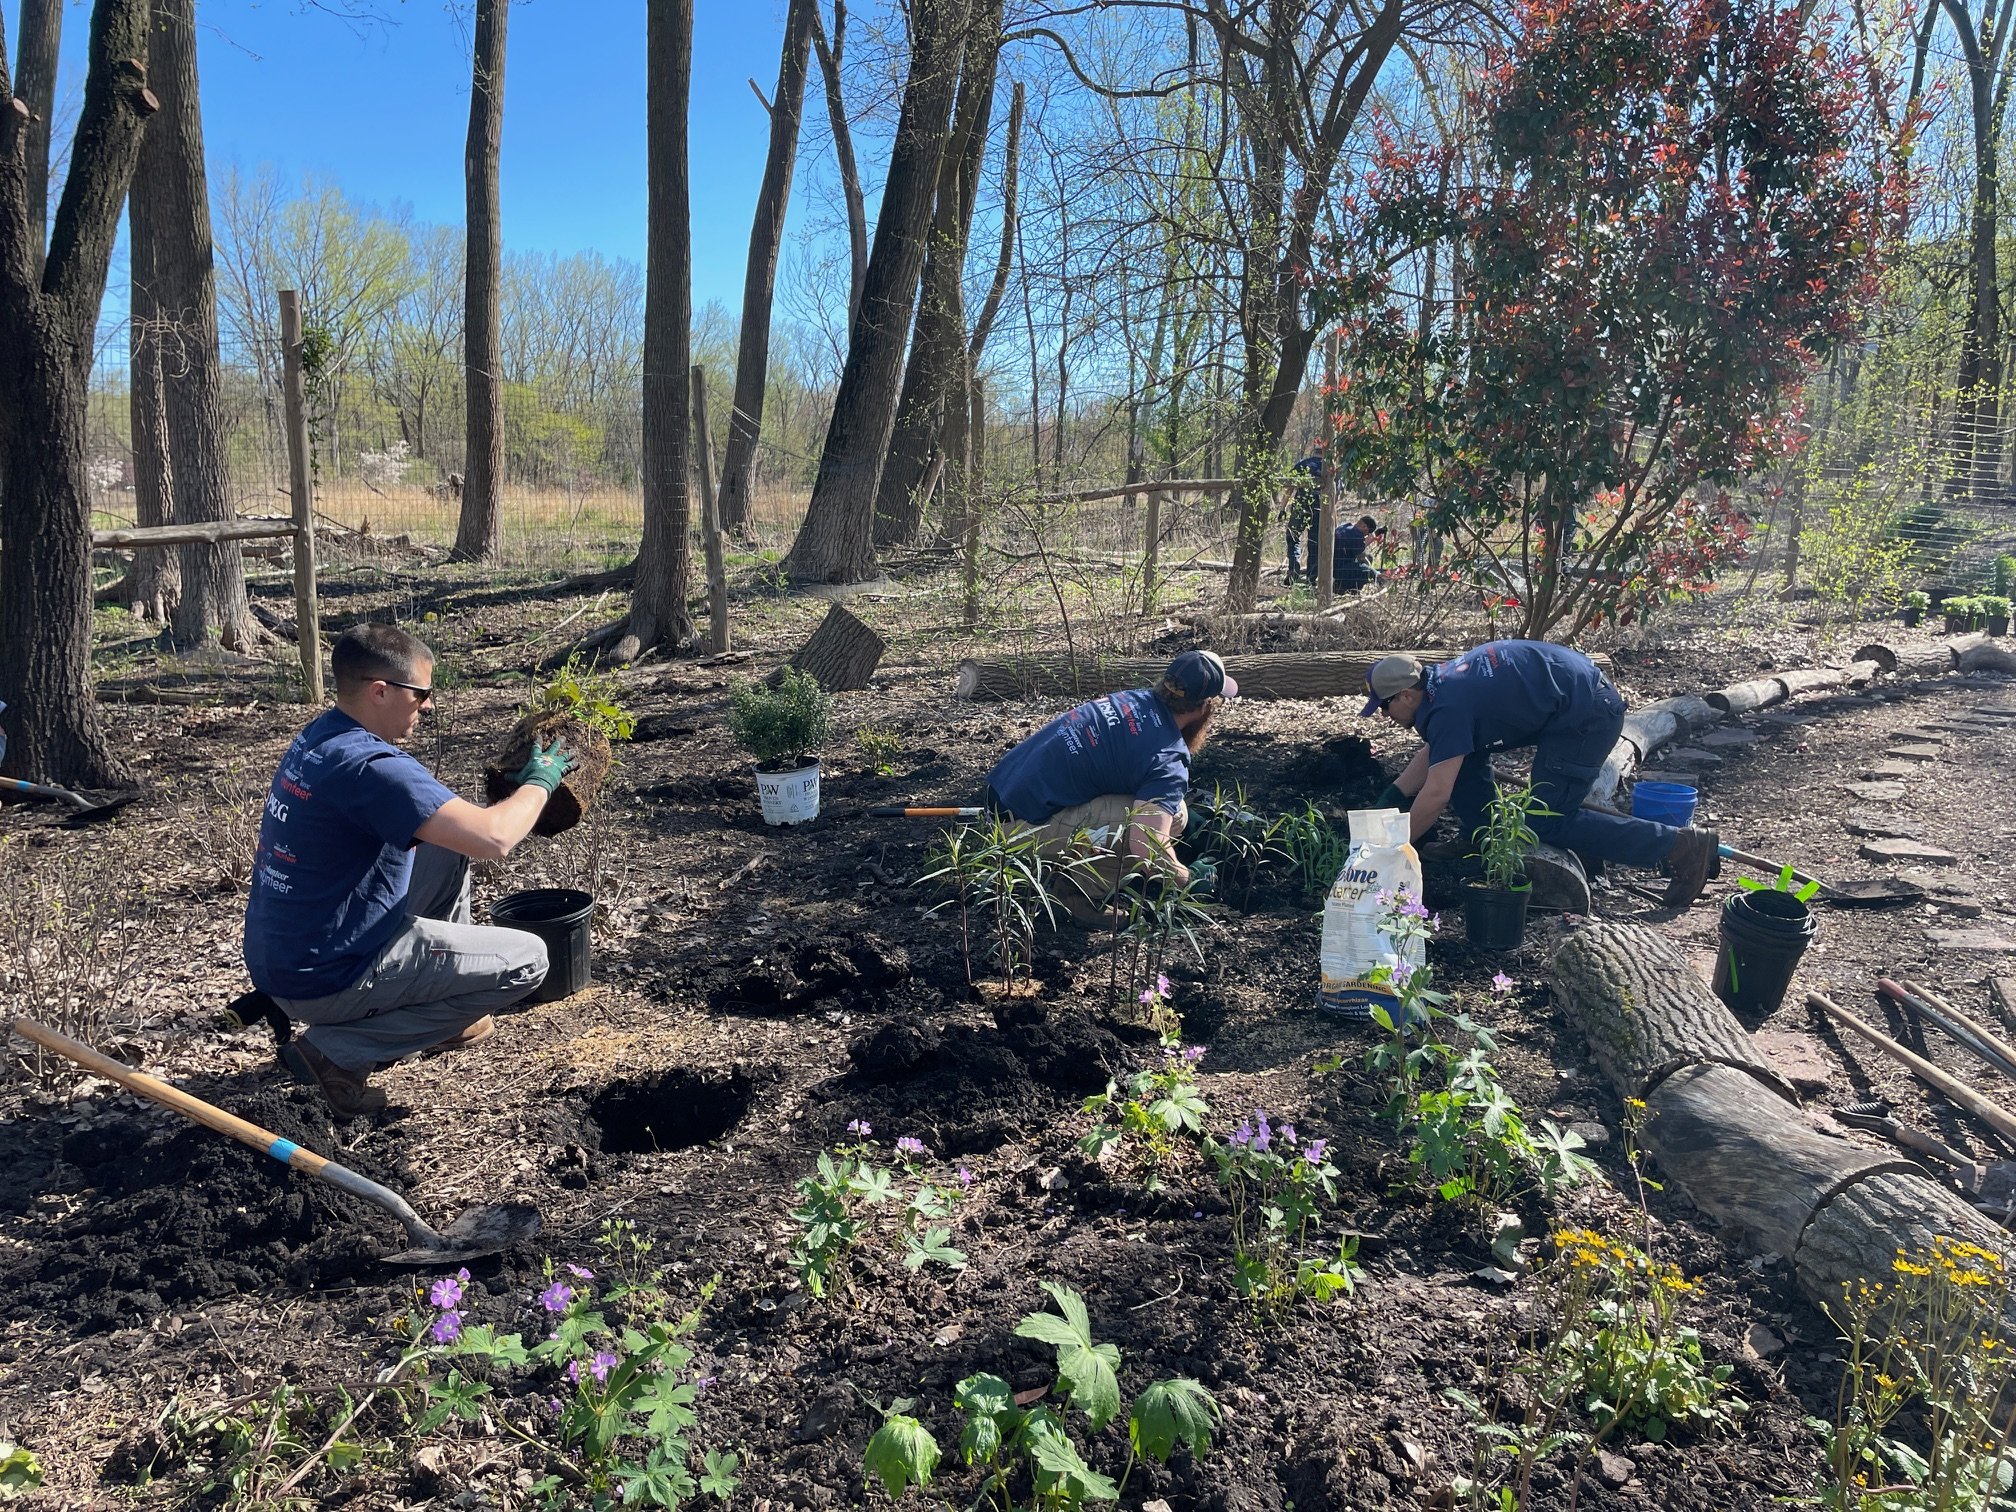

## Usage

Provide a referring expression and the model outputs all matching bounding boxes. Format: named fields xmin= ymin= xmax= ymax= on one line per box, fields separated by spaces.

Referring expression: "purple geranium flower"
xmin=540 ymin=1281 xmax=573 ymax=1314
xmin=1252 ymin=1114 xmax=1273 ymax=1153
xmin=896 ymin=1136 xmax=928 ymax=1158
xmin=589 ymin=1350 xmax=620 ymax=1384
xmin=1391 ymin=958 xmax=1417 ymax=989
xmin=1139 ymin=985 xmax=1160 ymax=1005
xmin=1401 ymin=896 xmax=1432 ymax=920
xmin=957 ymin=1167 xmax=973 ymax=1189
xmin=429 ymin=1274 xmax=464 ymax=1310
xmin=1279 ymin=1123 xmax=1297 ymax=1146
xmin=1491 ymin=971 xmax=1516 ymax=994
xmin=565 ymin=1263 xmax=595 ymax=1281
xmin=430 ymin=1309 xmax=462 ymax=1344
xmin=1183 ymin=1044 xmax=1207 ymax=1063
xmin=846 ymin=1119 xmax=872 ymax=1137
xmin=1305 ymin=1137 xmax=1328 ymax=1162
xmin=695 ymin=1375 xmax=719 ymax=1390
xmin=1232 ymin=1121 xmax=1254 ymax=1148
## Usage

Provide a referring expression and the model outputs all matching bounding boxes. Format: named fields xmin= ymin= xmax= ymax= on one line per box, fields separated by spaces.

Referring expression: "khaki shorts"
xmin=1011 ymin=796 xmax=1189 ymax=904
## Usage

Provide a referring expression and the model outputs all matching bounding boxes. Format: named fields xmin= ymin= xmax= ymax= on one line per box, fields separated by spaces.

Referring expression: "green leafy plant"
xmin=1181 ymin=782 xmax=1286 ymax=907
xmin=1079 ymin=1042 xmax=1211 ymax=1191
xmin=1808 ymin=1236 xmax=2016 ymax=1512
xmin=0 ymin=1442 xmax=41 ymax=1500
xmin=1996 ymin=555 xmax=2016 ymax=599
xmin=1112 ymin=871 xmax=1218 ymax=1014
xmin=523 ymin=653 xmax=635 ymax=742
xmin=919 ymin=818 xmax=1077 ymax=991
xmin=1736 ymin=864 xmax=1821 ymax=905
xmin=726 ymin=668 xmax=831 ymax=769
xmin=855 ymin=724 xmax=902 ymax=777
xmin=788 ymin=1125 xmax=966 ymax=1299
xmin=1982 ymin=594 xmax=2012 ymax=627
xmin=1470 ymin=782 xmax=1555 ymax=893
xmin=1906 ymin=590 xmax=1932 ymax=614
xmin=1210 ymin=1112 xmax=1362 ymax=1313
xmin=1273 ymin=800 xmax=1352 ymax=902
xmin=862 ymin=1281 xmax=1220 ymax=1509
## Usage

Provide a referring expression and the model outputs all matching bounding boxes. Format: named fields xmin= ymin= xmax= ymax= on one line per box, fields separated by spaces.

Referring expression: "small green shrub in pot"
xmin=727 ymin=669 xmax=831 ymax=771
xmin=1464 ymin=783 xmax=1555 ymax=950
xmin=1902 ymin=589 xmax=1930 ymax=626
xmin=1982 ymin=594 xmax=2012 ymax=634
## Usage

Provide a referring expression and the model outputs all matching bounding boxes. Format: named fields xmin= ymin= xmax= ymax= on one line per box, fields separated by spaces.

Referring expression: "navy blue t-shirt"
xmin=1416 ymin=641 xmax=1609 ymax=767
xmin=1335 ymin=522 xmax=1368 ymax=561
xmin=987 ymin=688 xmax=1191 ymax=824
xmin=244 ymin=709 xmax=456 ymax=998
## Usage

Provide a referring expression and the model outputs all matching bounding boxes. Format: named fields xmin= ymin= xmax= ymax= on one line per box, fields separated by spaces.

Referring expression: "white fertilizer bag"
xmin=1315 ymin=807 xmax=1424 ymax=1019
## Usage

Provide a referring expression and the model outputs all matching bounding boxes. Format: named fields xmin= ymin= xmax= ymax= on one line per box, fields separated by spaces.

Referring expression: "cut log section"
xmin=772 ymin=603 xmax=885 ymax=693
xmin=953 ymin=648 xmax=1611 ymax=703
xmin=1848 ymin=636 xmax=2016 ymax=679
xmin=1550 ymin=919 xmax=2012 ymax=1333
xmin=1703 ymin=678 xmax=1787 ymax=717
xmin=1952 ymin=633 xmax=2016 ymax=677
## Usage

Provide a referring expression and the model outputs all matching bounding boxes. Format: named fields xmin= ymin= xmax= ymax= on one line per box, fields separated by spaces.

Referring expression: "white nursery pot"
xmin=754 ymin=758 xmax=821 ymax=825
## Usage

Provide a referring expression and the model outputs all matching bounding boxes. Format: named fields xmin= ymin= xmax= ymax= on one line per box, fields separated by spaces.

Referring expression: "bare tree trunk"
xmin=874 ymin=0 xmax=1001 ymax=548
xmin=718 ymin=0 xmax=815 ymax=539
xmin=781 ymin=0 xmax=971 ymax=584
xmin=14 ymin=0 xmax=59 ymax=276
xmin=130 ymin=0 xmax=256 ymax=652
xmin=123 ymin=223 xmax=181 ymax=622
xmin=811 ymin=0 xmax=866 ymax=332
xmin=452 ymin=0 xmax=508 ymax=561
xmin=0 ymin=0 xmax=156 ymax=788
xmin=605 ymin=0 xmax=693 ymax=662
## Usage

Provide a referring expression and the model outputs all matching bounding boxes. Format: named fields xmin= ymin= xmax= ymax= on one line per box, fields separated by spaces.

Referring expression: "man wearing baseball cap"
xmin=985 ymin=650 xmax=1236 ymax=902
xmin=1361 ymin=640 xmax=1717 ymax=906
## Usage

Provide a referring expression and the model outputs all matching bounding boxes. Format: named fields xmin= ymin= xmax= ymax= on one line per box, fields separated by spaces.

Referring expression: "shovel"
xmin=10 ymin=1017 xmax=540 ymax=1265
xmin=1717 ymin=844 xmax=1924 ymax=908
xmin=1 ymin=777 xmax=141 ymax=828
xmin=866 ymin=805 xmax=984 ymax=819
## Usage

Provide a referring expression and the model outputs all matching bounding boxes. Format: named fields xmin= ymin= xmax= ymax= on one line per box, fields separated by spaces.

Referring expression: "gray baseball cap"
xmin=1359 ymin=654 xmax=1425 ymax=716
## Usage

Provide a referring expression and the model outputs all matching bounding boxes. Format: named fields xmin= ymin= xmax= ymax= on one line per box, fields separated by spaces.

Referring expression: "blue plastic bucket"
xmin=1631 ymin=780 xmax=1698 ymax=827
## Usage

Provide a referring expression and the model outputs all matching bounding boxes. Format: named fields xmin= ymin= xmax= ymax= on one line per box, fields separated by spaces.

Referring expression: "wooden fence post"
xmin=279 ymin=289 xmax=324 ymax=704
xmin=1143 ymin=487 xmax=1163 ymax=611
xmin=691 ymin=364 xmax=730 ymax=655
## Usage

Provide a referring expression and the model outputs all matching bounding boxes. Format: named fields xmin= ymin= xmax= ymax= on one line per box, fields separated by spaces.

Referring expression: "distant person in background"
xmin=1283 ymin=455 xmax=1323 ymax=584
xmin=1335 ymin=514 xmax=1382 ymax=593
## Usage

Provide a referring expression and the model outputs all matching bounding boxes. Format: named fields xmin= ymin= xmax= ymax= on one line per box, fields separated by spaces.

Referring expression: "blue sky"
xmin=13 ymin=0 xmax=838 ymax=312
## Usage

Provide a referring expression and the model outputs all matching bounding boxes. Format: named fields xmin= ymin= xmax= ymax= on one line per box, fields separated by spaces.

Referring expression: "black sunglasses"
xmin=382 ymin=678 xmax=435 ymax=703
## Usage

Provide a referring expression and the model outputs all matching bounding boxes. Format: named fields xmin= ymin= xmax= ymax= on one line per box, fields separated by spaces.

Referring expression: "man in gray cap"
xmin=1362 ymin=641 xmax=1716 ymax=905
xmin=986 ymin=649 xmax=1235 ymax=897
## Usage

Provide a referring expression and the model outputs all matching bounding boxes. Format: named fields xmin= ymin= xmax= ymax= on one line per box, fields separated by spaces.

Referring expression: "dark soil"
xmin=3 ymin=577 xmax=2011 ymax=1510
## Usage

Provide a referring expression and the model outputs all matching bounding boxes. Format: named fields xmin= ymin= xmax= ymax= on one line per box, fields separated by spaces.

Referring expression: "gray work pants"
xmin=274 ymin=844 xmax=549 ymax=1073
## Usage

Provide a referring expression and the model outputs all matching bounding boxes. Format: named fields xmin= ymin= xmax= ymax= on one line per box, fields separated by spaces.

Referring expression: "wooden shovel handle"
xmin=9 ymin=1016 xmax=329 ymax=1178
xmin=867 ymin=806 xmax=982 ymax=818
xmin=1808 ymin=992 xmax=2016 ymax=1146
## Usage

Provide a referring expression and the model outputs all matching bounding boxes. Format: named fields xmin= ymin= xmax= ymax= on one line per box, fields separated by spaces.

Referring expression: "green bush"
xmin=1995 ymin=554 xmax=2016 ymax=597
xmin=726 ymin=669 xmax=830 ymax=768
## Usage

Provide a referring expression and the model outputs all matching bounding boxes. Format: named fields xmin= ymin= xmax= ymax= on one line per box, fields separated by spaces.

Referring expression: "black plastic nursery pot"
xmin=1902 ymin=607 xmax=1923 ymax=627
xmin=1991 ymin=615 xmax=2010 ymax=636
xmin=1463 ymin=883 xmax=1531 ymax=951
xmin=1710 ymin=888 xmax=1817 ymax=1019
xmin=491 ymin=887 xmax=595 ymax=1003
xmin=1945 ymin=613 xmax=1970 ymax=635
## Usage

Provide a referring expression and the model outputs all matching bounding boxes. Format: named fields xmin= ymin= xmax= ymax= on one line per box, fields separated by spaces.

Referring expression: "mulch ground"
xmin=1 ymin=575 xmax=2012 ymax=1510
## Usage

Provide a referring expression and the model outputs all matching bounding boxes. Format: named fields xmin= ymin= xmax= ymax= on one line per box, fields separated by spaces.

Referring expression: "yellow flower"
xmin=1625 ymin=1097 xmax=1647 ymax=1110
xmin=1893 ymin=1258 xmax=1932 ymax=1277
xmin=1875 ymin=1373 xmax=1898 ymax=1390
xmin=1952 ymin=1268 xmax=1994 ymax=1288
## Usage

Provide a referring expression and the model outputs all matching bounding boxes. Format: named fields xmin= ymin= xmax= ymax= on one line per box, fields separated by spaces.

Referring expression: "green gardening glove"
xmin=1375 ymin=782 xmax=1412 ymax=812
xmin=514 ymin=737 xmax=575 ymax=795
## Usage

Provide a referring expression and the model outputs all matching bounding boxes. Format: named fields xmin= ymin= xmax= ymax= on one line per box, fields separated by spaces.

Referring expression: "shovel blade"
xmin=379 ymin=1200 xmax=543 ymax=1267
xmin=1818 ymin=878 xmax=1925 ymax=908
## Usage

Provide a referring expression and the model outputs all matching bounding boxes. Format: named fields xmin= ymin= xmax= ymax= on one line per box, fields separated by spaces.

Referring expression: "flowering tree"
xmin=1319 ymin=0 xmax=1900 ymax=638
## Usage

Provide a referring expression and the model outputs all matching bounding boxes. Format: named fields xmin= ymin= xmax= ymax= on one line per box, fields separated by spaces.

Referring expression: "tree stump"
xmin=771 ymin=602 xmax=885 ymax=692
xmin=1550 ymin=919 xmax=2013 ymax=1335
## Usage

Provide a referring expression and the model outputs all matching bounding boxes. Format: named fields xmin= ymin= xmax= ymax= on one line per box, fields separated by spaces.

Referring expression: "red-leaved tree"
xmin=1320 ymin=0 xmax=1901 ymax=639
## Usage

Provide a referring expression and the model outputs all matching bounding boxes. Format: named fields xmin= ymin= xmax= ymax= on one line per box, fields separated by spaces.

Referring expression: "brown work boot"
xmin=1661 ymin=825 xmax=1719 ymax=908
xmin=280 ymin=1039 xmax=388 ymax=1117
xmin=423 ymin=1015 xmax=494 ymax=1056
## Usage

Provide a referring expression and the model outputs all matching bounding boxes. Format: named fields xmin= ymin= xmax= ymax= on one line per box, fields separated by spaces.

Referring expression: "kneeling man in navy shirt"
xmin=244 ymin=623 xmax=575 ymax=1115
xmin=984 ymin=650 xmax=1235 ymax=914
xmin=1363 ymin=641 xmax=1717 ymax=906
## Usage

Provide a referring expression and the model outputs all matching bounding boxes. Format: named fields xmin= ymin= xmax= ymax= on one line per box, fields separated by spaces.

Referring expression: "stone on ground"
xmin=1697 ymin=727 xmax=1763 ymax=748
xmin=1927 ymin=929 xmax=2016 ymax=954
xmin=1859 ymin=837 xmax=1959 ymax=865
xmin=1846 ymin=781 xmax=1907 ymax=802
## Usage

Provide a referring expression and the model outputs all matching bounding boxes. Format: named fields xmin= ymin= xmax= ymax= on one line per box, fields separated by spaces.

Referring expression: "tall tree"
xmin=718 ymin=0 xmax=816 ymax=538
xmin=782 ymin=0 xmax=972 ymax=583
xmin=13 ymin=0 xmax=58 ymax=275
xmin=453 ymin=0 xmax=509 ymax=561
xmin=586 ymin=0 xmax=692 ymax=661
xmin=122 ymin=212 xmax=181 ymax=624
xmin=132 ymin=0 xmax=258 ymax=651
xmin=873 ymin=0 xmax=1004 ymax=548
xmin=0 ymin=0 xmax=157 ymax=786
xmin=811 ymin=0 xmax=868 ymax=331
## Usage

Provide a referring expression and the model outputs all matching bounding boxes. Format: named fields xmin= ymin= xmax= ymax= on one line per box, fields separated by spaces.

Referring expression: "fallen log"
xmin=1593 ymin=694 xmax=1723 ymax=804
xmin=1853 ymin=640 xmax=1958 ymax=678
xmin=1952 ymin=632 xmax=2016 ymax=676
xmin=1551 ymin=920 xmax=2012 ymax=1331
xmin=1703 ymin=677 xmax=1787 ymax=717
xmin=953 ymin=648 xmax=1611 ymax=703
xmin=1774 ymin=666 xmax=1856 ymax=698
